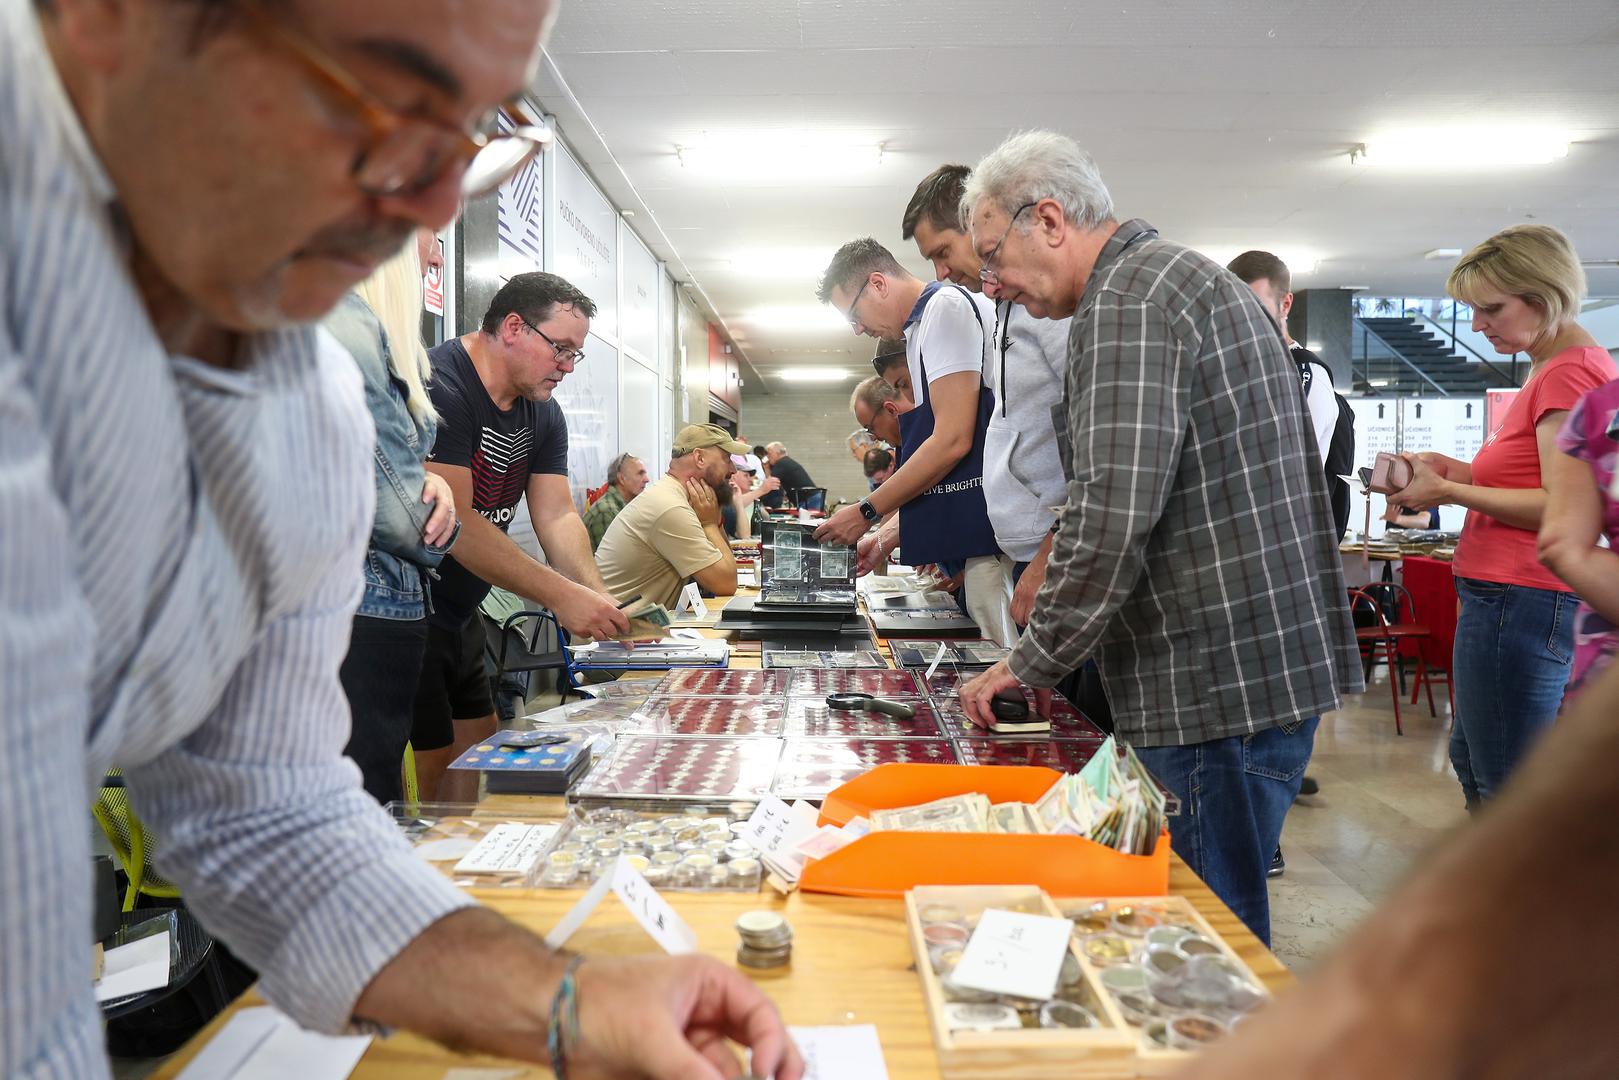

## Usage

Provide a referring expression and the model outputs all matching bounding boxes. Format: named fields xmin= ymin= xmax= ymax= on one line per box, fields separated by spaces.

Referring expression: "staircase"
xmin=1354 ymin=317 xmax=1521 ymax=396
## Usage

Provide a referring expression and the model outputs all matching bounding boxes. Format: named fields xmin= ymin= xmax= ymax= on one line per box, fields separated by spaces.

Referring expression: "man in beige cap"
xmin=597 ymin=425 xmax=749 ymax=609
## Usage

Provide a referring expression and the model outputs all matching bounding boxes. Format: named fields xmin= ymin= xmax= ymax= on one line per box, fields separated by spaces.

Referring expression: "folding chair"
xmin=1348 ymin=584 xmax=1440 ymax=735
xmin=483 ymin=608 xmax=578 ymax=713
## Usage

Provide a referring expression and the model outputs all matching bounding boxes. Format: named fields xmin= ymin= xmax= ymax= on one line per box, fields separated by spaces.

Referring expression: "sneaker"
xmin=1268 ymin=847 xmax=1285 ymax=878
xmin=1298 ymin=776 xmax=1320 ymax=796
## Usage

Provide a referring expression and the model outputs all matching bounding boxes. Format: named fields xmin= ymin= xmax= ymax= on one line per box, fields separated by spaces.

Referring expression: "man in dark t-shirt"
xmin=763 ymin=441 xmax=822 ymax=510
xmin=414 ymin=272 xmax=629 ymax=800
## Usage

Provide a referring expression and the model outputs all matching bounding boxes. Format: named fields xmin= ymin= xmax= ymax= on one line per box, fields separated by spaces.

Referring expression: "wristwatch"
xmin=858 ymin=498 xmax=880 ymax=522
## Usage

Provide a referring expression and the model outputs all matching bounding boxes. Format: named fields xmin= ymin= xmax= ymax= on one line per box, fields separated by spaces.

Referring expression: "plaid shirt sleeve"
xmin=1010 ymin=291 xmax=1191 ymax=686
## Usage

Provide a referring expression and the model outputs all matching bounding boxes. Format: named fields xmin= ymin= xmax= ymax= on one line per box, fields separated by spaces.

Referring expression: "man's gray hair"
xmin=607 ymin=451 xmax=637 ymax=485
xmin=850 ymin=375 xmax=900 ymax=414
xmin=959 ymin=131 xmax=1114 ymax=235
xmin=765 ymin=441 xmax=786 ymax=455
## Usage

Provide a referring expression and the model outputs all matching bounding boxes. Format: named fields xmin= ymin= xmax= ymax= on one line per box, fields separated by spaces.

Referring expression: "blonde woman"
xmin=1388 ymin=225 xmax=1614 ymax=810
xmin=325 ymin=229 xmax=458 ymax=804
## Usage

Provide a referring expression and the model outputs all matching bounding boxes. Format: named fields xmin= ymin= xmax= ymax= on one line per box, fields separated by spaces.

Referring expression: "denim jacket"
xmin=324 ymin=294 xmax=458 ymax=620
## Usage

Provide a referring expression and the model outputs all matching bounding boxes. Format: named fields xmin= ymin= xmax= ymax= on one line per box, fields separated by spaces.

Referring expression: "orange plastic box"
xmin=799 ymin=763 xmax=1170 ymax=899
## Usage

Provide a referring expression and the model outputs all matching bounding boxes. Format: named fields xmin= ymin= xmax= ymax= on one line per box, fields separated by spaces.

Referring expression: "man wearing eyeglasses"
xmin=955 ymin=131 xmax=1359 ymax=948
xmin=417 ymin=273 xmax=630 ymax=801
xmin=1 ymin=3 xmax=798 ymax=1079
xmin=815 ymin=239 xmax=1017 ymax=647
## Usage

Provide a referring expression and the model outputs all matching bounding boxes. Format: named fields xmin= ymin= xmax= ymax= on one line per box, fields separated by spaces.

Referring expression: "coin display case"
xmin=772 ymin=738 xmax=959 ymax=801
xmin=628 ymin=696 xmax=789 ymax=737
xmin=533 ymin=806 xmax=763 ymax=892
xmin=572 ymin=735 xmax=783 ymax=809
xmin=652 ymin=669 xmax=793 ymax=698
xmin=905 ymin=885 xmax=1269 ymax=1078
xmin=386 ymin=802 xmax=563 ymax=890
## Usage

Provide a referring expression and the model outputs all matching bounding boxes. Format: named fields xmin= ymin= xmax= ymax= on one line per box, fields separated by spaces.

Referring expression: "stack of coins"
xmin=735 ymin=910 xmax=793 ymax=969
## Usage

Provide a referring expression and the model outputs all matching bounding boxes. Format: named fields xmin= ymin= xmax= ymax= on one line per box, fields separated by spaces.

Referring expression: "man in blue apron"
xmin=814 ymin=239 xmax=1016 ymax=645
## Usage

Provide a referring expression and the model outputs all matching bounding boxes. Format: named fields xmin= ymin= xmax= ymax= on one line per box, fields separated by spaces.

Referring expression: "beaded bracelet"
xmin=547 ymin=954 xmax=586 ymax=1080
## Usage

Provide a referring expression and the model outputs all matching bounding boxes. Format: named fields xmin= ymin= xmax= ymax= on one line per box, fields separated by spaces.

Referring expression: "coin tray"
xmin=534 ymin=806 xmax=763 ymax=892
xmin=905 ymin=885 xmax=1272 ymax=1078
xmin=653 ymin=669 xmax=793 ymax=697
xmin=773 ymin=738 xmax=959 ymax=801
xmin=785 ymin=697 xmax=949 ymax=739
xmin=787 ymin=668 xmax=925 ymax=698
xmin=933 ymin=694 xmax=1106 ymax=742
xmin=630 ymin=696 xmax=788 ymax=737
xmin=573 ymin=736 xmax=783 ymax=805
xmin=386 ymin=802 xmax=562 ymax=890
xmin=952 ymin=739 xmax=1107 ymax=772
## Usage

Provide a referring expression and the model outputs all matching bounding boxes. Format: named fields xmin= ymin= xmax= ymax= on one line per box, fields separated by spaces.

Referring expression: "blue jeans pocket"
xmin=1546 ymin=592 xmax=1575 ymax=664
xmin=1242 ymin=721 xmax=1316 ymax=783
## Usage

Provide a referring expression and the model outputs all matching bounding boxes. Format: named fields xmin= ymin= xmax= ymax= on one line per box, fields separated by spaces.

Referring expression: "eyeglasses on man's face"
xmin=520 ymin=316 xmax=586 ymax=366
xmin=978 ymin=201 xmax=1038 ymax=287
xmin=843 ymin=276 xmax=874 ymax=329
xmin=236 ymin=0 xmax=551 ymax=199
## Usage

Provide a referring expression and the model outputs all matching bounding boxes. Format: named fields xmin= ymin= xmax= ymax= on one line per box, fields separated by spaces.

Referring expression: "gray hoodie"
xmin=982 ymin=302 xmax=1070 ymax=563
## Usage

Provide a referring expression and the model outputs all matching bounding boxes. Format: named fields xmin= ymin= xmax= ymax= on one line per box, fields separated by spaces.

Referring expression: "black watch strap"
xmin=859 ymin=498 xmax=880 ymax=521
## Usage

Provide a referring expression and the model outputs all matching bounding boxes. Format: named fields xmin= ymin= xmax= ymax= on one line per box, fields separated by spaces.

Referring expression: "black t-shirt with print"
xmin=426 ymin=337 xmax=569 ymax=628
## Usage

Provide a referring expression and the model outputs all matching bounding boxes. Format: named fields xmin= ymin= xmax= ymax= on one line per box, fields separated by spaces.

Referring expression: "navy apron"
xmin=896 ymin=285 xmax=1001 ymax=564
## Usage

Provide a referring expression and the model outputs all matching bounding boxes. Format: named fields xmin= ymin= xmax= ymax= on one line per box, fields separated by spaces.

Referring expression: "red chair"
xmin=1348 ymin=584 xmax=1440 ymax=735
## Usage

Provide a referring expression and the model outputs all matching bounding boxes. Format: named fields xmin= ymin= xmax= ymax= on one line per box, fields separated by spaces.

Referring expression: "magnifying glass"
xmin=825 ymin=693 xmax=917 ymax=719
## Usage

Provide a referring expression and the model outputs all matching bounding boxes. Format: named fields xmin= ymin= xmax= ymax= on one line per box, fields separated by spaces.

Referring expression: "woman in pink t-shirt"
xmin=1388 ymin=225 xmax=1615 ymax=811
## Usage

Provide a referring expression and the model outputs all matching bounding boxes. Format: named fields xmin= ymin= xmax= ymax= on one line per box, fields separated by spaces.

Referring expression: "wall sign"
xmin=495 ymin=109 xmax=545 ymax=280
xmin=552 ymin=143 xmax=618 ymax=340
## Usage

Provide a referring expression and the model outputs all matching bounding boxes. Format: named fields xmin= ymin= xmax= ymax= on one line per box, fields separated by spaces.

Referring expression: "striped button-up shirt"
xmin=1010 ymin=219 xmax=1362 ymax=746
xmin=2 ymin=9 xmax=471 ymax=1077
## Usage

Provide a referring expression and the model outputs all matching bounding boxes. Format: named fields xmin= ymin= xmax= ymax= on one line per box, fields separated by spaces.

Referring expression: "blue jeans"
xmin=1450 ymin=577 xmax=1576 ymax=811
xmin=1135 ymin=718 xmax=1318 ymax=947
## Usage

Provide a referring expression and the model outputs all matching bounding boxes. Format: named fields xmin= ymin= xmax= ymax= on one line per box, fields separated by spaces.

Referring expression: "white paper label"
xmin=740 ymin=795 xmax=821 ymax=881
xmin=676 ymin=581 xmax=708 ymax=617
xmin=545 ymin=856 xmax=698 ymax=955
xmin=949 ymin=908 xmax=1075 ymax=1000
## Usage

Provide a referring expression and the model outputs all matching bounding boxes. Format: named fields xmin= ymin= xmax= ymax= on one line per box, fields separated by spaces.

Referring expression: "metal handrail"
xmin=1354 ymin=321 xmax=1450 ymax=397
xmin=1410 ymin=311 xmax=1519 ymax=387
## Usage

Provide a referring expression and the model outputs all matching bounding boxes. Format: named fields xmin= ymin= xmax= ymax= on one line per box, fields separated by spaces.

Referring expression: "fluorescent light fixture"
xmin=1339 ymin=285 xmax=1371 ymax=291
xmin=675 ymin=133 xmax=886 ymax=182
xmin=722 ymin=249 xmax=839 ymax=279
xmin=1306 ymin=341 xmax=1325 ymax=352
xmin=775 ymin=368 xmax=851 ymax=382
xmin=1424 ymin=248 xmax=1463 ymax=260
xmin=742 ymin=304 xmax=851 ymax=332
xmin=1368 ymin=379 xmax=1391 ymax=387
xmin=1201 ymin=245 xmax=1321 ymax=275
xmin=1353 ymin=129 xmax=1569 ymax=169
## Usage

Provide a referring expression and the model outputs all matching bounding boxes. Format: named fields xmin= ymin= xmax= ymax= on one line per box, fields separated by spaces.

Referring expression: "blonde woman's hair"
xmin=355 ymin=235 xmax=436 ymax=422
xmin=1447 ymin=224 xmax=1587 ymax=343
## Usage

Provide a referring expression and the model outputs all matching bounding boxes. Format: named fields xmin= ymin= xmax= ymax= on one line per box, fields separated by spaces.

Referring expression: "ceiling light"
xmin=1339 ymin=285 xmax=1371 ymax=291
xmin=1200 ymin=245 xmax=1321 ymax=276
xmin=722 ymin=249 xmax=840 ymax=279
xmin=1368 ymin=379 xmax=1391 ymax=387
xmin=674 ymin=133 xmax=886 ymax=182
xmin=742 ymin=304 xmax=851 ymax=332
xmin=1424 ymin=248 xmax=1463 ymax=260
xmin=1352 ymin=129 xmax=1570 ymax=169
xmin=775 ymin=368 xmax=851 ymax=382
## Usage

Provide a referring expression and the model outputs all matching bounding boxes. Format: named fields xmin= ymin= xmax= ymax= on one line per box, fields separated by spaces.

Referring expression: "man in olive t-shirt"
xmin=597 ymin=425 xmax=747 ymax=609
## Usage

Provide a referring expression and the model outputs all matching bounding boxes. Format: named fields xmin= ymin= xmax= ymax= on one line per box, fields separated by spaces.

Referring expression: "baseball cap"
xmin=673 ymin=423 xmax=750 ymax=455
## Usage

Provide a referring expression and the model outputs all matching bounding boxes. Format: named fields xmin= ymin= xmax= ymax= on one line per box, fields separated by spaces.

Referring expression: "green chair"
xmin=93 ymin=772 xmax=183 ymax=911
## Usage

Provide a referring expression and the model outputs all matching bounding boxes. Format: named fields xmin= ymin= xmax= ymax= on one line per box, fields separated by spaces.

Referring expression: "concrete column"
xmin=1289 ymin=289 xmax=1353 ymax=388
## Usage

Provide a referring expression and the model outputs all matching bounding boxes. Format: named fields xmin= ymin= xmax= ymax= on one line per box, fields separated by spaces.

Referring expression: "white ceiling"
xmin=537 ymin=0 xmax=1619 ymax=390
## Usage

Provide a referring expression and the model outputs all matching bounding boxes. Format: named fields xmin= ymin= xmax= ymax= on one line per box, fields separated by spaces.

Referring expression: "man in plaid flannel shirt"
xmin=958 ymin=131 xmax=1361 ymax=945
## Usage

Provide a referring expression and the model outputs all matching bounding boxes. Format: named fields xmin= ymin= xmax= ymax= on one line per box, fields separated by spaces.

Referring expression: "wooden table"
xmin=156 ymin=586 xmax=1294 ymax=1079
